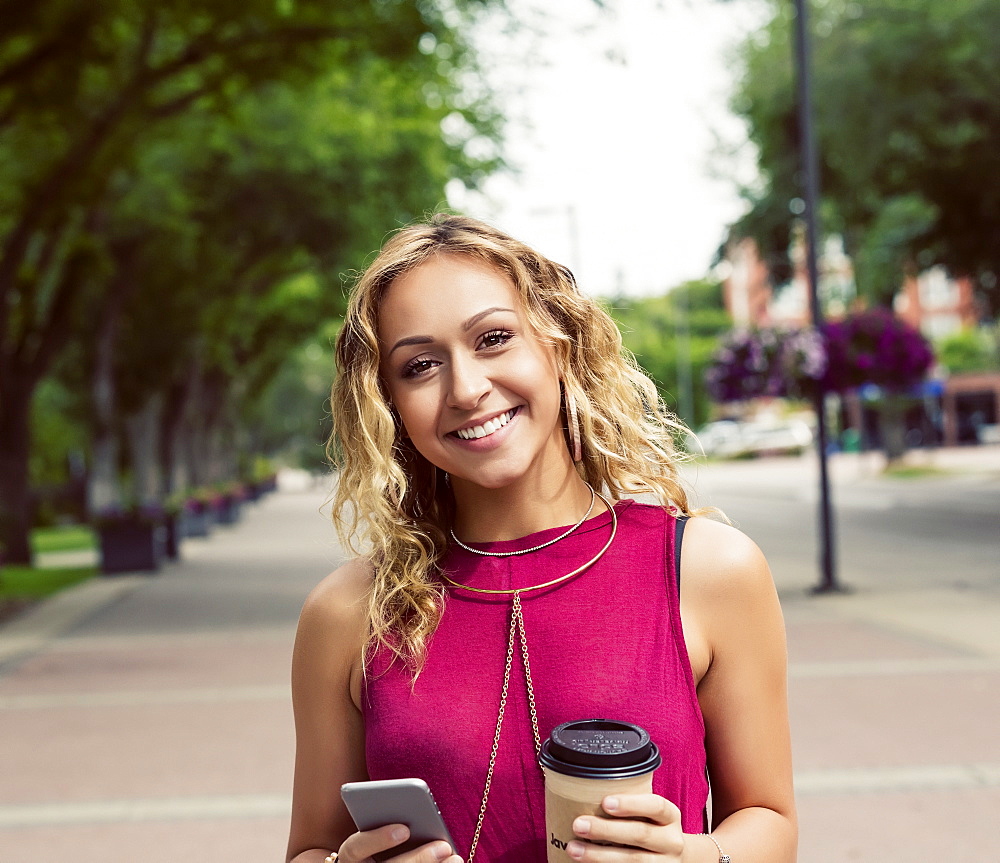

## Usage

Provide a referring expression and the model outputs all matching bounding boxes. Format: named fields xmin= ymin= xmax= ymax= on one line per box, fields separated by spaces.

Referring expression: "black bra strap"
xmin=674 ymin=515 xmax=689 ymax=593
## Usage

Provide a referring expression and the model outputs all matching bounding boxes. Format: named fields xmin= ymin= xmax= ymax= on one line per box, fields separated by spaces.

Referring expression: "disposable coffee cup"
xmin=539 ymin=719 xmax=661 ymax=861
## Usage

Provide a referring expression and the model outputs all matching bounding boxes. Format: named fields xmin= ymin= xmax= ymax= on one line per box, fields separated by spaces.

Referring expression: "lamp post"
xmin=792 ymin=0 xmax=842 ymax=593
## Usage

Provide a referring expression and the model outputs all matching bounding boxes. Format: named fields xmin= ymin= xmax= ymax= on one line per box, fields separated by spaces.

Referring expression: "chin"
xmin=452 ymin=463 xmax=529 ymax=491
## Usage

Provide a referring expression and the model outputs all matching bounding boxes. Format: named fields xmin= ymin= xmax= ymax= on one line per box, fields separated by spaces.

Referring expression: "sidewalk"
xmin=0 ymin=481 xmax=341 ymax=863
xmin=1 ymin=461 xmax=998 ymax=862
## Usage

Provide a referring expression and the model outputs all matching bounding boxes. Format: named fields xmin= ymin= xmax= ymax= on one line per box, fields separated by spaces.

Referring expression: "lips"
xmin=452 ymin=407 xmax=518 ymax=441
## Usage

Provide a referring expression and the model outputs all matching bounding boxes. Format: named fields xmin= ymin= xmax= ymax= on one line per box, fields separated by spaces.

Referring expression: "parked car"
xmin=689 ymin=419 xmax=813 ymax=459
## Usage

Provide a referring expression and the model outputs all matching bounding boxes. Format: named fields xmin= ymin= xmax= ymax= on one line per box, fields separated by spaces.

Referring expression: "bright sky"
xmin=448 ymin=0 xmax=769 ymax=298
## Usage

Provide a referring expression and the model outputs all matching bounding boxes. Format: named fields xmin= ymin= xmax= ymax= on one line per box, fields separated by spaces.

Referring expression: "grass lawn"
xmin=31 ymin=524 xmax=96 ymax=554
xmin=884 ymin=464 xmax=949 ymax=480
xmin=0 ymin=566 xmax=96 ymax=599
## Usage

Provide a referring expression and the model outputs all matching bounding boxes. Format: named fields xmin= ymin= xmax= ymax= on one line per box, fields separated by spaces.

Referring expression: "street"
xmin=683 ymin=451 xmax=1000 ymax=595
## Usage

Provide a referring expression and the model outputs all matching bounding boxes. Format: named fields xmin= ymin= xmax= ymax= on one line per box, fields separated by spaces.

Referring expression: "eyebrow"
xmin=387 ymin=306 xmax=516 ymax=356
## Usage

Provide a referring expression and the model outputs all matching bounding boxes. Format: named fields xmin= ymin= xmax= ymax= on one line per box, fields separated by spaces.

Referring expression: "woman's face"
xmin=378 ymin=253 xmax=568 ymax=491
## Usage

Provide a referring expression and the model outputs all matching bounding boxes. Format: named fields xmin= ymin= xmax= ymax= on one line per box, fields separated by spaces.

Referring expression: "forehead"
xmin=377 ymin=254 xmax=523 ymax=339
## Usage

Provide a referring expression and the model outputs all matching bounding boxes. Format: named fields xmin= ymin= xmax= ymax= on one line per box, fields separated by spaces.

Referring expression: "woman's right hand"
xmin=334 ymin=823 xmax=462 ymax=863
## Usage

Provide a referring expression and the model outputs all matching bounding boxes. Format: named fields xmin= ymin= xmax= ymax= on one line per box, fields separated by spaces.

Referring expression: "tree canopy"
xmin=729 ymin=0 xmax=1000 ymax=312
xmin=609 ymin=279 xmax=731 ymax=429
xmin=0 ymin=0 xmax=501 ymax=564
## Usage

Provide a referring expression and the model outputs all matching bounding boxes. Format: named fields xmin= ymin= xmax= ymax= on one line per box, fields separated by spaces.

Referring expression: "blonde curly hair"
xmin=330 ymin=214 xmax=697 ymax=669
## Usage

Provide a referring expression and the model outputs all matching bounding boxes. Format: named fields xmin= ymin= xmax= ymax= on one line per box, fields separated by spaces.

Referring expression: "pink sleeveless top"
xmin=363 ymin=500 xmax=708 ymax=861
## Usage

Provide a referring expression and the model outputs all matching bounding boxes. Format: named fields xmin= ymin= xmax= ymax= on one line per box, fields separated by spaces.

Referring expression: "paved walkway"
xmin=0 ymin=456 xmax=998 ymax=862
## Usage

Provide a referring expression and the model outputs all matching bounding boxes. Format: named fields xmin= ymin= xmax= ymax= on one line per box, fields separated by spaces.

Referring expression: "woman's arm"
xmin=680 ymin=516 xmax=798 ymax=863
xmin=286 ymin=559 xmax=372 ymax=863
xmin=286 ymin=561 xmax=463 ymax=863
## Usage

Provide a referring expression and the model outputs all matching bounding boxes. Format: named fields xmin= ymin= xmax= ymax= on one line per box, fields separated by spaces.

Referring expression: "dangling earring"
xmin=564 ymin=389 xmax=583 ymax=463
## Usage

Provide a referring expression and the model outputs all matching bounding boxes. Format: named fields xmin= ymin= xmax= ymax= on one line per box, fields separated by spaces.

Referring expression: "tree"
xmin=728 ymin=0 xmax=1000 ymax=311
xmin=609 ymin=279 xmax=732 ymax=429
xmin=936 ymin=327 xmax=1000 ymax=375
xmin=0 ymin=0 xmax=500 ymax=564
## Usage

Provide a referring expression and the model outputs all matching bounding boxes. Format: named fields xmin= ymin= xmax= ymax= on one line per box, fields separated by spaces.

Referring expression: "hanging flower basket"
xmin=705 ymin=326 xmax=827 ymax=404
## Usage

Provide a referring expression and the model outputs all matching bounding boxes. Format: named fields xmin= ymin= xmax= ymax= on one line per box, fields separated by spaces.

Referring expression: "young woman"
xmin=286 ymin=215 xmax=796 ymax=863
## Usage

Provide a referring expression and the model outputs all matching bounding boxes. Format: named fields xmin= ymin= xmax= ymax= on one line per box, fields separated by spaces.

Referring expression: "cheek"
xmin=512 ymin=351 xmax=562 ymax=412
xmin=391 ymin=387 xmax=441 ymax=441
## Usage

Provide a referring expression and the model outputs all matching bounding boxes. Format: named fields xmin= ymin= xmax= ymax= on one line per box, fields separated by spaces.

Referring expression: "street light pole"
xmin=792 ymin=0 xmax=841 ymax=593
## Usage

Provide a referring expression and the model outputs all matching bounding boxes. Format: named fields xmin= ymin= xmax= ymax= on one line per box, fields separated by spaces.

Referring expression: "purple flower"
xmin=705 ymin=325 xmax=829 ymax=403
xmin=821 ymin=309 xmax=934 ymax=393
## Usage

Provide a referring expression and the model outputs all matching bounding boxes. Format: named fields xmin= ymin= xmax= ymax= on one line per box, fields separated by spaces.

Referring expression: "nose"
xmin=446 ymin=354 xmax=491 ymax=410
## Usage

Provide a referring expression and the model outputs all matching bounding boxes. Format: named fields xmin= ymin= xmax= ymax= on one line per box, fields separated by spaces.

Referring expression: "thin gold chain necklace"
xmin=441 ymin=493 xmax=618 ymax=860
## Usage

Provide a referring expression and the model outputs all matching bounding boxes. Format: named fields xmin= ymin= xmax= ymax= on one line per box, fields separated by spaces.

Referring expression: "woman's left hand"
xmin=566 ymin=793 xmax=685 ymax=861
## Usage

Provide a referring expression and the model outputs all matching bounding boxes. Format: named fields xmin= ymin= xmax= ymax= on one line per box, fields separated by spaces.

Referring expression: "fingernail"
xmin=391 ymin=826 xmax=407 ymax=842
xmin=573 ymin=816 xmax=591 ymax=836
xmin=433 ymin=844 xmax=452 ymax=860
xmin=603 ymin=796 xmax=619 ymax=812
xmin=566 ymin=841 xmax=586 ymax=859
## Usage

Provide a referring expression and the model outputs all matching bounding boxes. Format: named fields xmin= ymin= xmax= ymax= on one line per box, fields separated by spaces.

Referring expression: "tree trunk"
xmin=125 ymin=395 xmax=162 ymax=505
xmin=159 ymin=374 xmax=195 ymax=497
xmin=198 ymin=371 xmax=231 ymax=484
xmin=87 ymin=295 xmax=123 ymax=515
xmin=0 ymin=376 xmax=36 ymax=565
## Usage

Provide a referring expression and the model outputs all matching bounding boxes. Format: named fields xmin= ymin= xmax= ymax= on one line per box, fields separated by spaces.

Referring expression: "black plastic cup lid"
xmin=539 ymin=719 xmax=661 ymax=780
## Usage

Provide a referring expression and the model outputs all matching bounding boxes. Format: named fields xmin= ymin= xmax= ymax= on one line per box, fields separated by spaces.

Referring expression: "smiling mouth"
xmin=452 ymin=407 xmax=519 ymax=441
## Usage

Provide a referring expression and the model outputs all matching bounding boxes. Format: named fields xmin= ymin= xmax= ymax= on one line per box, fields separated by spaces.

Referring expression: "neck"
xmin=450 ymin=469 xmax=603 ymax=543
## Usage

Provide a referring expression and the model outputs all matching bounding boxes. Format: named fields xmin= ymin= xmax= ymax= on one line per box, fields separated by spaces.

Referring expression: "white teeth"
xmin=456 ymin=409 xmax=514 ymax=440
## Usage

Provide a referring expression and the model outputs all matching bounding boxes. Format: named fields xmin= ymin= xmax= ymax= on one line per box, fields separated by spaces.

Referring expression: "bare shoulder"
xmin=300 ymin=558 xmax=372 ymax=625
xmin=293 ymin=558 xmax=373 ymax=672
xmin=680 ymin=515 xmax=774 ymax=602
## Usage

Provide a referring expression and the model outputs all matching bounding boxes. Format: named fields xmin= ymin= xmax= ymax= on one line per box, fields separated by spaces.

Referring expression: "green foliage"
xmin=240 ymin=336 xmax=337 ymax=473
xmin=608 ymin=279 xmax=732 ymax=428
xmin=1 ymin=0 xmax=503 ymax=560
xmin=30 ymin=376 xmax=87 ymax=486
xmin=730 ymin=0 xmax=1000 ymax=311
xmin=936 ymin=327 xmax=1000 ymax=374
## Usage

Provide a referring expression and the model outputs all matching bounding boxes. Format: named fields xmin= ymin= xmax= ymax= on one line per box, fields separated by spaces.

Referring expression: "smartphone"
xmin=340 ymin=778 xmax=456 ymax=862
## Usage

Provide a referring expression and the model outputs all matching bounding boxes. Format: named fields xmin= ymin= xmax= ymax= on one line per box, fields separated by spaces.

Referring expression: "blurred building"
xmin=894 ymin=267 xmax=979 ymax=341
xmin=724 ymin=231 xmax=854 ymax=330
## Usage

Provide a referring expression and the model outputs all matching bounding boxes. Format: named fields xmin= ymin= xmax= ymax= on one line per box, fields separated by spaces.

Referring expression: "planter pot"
xmin=98 ymin=521 xmax=163 ymax=575
xmin=215 ymin=498 xmax=241 ymax=525
xmin=182 ymin=510 xmax=212 ymax=538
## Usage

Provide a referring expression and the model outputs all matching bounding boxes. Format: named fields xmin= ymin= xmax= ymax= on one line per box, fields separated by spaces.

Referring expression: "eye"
xmin=401 ymin=357 xmax=437 ymax=379
xmin=479 ymin=329 xmax=514 ymax=350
